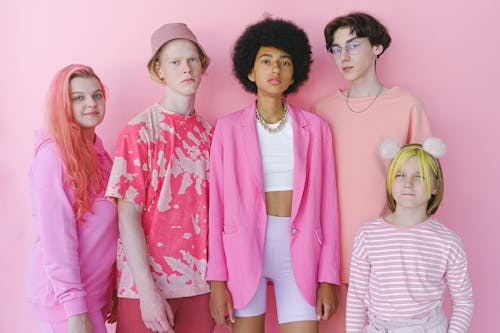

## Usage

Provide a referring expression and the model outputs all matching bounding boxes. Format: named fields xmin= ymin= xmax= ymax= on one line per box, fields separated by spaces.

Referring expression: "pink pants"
xmin=363 ymin=307 xmax=448 ymax=333
xmin=116 ymin=293 xmax=214 ymax=333
xmin=38 ymin=308 xmax=108 ymax=333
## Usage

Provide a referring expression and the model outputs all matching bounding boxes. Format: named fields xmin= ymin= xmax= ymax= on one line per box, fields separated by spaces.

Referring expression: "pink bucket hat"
xmin=148 ymin=23 xmax=210 ymax=69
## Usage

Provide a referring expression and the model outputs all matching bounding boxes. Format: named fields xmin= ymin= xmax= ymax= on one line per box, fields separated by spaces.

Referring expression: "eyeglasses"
xmin=328 ymin=40 xmax=362 ymax=59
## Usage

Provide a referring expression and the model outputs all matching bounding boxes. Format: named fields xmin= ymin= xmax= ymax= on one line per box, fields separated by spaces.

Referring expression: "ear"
xmin=155 ymin=61 xmax=164 ymax=79
xmin=247 ymin=70 xmax=255 ymax=82
xmin=373 ymin=44 xmax=383 ymax=57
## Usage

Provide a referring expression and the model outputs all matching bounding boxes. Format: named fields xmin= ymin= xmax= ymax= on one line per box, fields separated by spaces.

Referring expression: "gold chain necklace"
xmin=256 ymin=102 xmax=288 ymax=134
xmin=346 ymin=84 xmax=383 ymax=113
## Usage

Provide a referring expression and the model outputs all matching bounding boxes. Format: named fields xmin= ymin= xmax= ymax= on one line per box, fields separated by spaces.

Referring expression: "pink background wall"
xmin=1 ymin=0 xmax=498 ymax=332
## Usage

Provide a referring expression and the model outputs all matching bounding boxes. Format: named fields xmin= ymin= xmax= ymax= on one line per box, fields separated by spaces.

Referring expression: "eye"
xmin=281 ymin=60 xmax=291 ymax=66
xmin=347 ymin=42 xmax=361 ymax=51
xmin=261 ymin=59 xmax=271 ymax=64
xmin=170 ymin=60 xmax=179 ymax=65
xmin=395 ymin=172 xmax=403 ymax=178
xmin=73 ymin=95 xmax=84 ymax=101
xmin=94 ymin=92 xmax=103 ymax=100
xmin=330 ymin=46 xmax=342 ymax=55
xmin=189 ymin=57 xmax=200 ymax=63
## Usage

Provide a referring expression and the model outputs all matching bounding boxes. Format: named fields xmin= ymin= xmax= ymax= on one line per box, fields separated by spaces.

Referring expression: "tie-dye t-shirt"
xmin=106 ymin=103 xmax=212 ymax=299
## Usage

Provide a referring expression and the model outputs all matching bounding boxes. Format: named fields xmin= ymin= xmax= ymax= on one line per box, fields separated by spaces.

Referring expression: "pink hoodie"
xmin=27 ymin=130 xmax=118 ymax=321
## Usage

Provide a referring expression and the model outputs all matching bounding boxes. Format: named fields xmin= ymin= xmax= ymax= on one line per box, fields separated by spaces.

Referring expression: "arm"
xmin=407 ymin=97 xmax=432 ymax=143
xmin=346 ymin=233 xmax=370 ymax=332
xmin=209 ymin=281 xmax=235 ymax=327
xmin=316 ymin=282 xmax=338 ymax=320
xmin=117 ymin=200 xmax=174 ymax=333
xmin=68 ymin=314 xmax=93 ymax=333
xmin=32 ymin=144 xmax=88 ymax=318
xmin=446 ymin=241 xmax=474 ymax=333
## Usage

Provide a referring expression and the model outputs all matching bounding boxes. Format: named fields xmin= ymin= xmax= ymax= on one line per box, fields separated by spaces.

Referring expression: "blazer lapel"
xmin=288 ymin=102 xmax=309 ymax=221
xmin=240 ymin=104 xmax=266 ymax=203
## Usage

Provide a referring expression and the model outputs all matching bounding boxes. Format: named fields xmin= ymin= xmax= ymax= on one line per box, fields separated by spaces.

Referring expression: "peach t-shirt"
xmin=315 ymin=87 xmax=432 ymax=283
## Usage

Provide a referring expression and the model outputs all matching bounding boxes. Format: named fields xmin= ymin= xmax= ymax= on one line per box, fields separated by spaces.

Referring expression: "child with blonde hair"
xmin=346 ymin=138 xmax=473 ymax=332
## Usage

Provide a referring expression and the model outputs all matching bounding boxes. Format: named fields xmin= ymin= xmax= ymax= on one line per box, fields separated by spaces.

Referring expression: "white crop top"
xmin=256 ymin=113 xmax=294 ymax=192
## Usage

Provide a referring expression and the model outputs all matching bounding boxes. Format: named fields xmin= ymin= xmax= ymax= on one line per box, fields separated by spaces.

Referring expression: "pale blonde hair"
xmin=386 ymin=144 xmax=444 ymax=215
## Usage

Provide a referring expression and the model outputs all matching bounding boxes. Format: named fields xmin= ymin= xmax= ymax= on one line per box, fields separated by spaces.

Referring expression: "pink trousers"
xmin=116 ymin=293 xmax=214 ymax=333
xmin=363 ymin=307 xmax=448 ymax=333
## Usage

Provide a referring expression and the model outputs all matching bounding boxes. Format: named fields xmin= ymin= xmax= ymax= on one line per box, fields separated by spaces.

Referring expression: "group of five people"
xmin=27 ymin=12 xmax=473 ymax=333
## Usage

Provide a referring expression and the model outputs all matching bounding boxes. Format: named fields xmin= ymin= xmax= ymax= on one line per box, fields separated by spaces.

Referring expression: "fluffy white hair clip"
xmin=379 ymin=139 xmax=402 ymax=160
xmin=379 ymin=137 xmax=446 ymax=160
xmin=422 ymin=137 xmax=446 ymax=158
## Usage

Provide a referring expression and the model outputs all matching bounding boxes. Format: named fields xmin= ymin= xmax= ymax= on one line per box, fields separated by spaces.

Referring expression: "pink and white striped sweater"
xmin=346 ymin=217 xmax=473 ymax=333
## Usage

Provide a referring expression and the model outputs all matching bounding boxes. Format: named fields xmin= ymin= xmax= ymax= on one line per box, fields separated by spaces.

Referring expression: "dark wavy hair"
xmin=232 ymin=17 xmax=312 ymax=95
xmin=324 ymin=12 xmax=391 ymax=58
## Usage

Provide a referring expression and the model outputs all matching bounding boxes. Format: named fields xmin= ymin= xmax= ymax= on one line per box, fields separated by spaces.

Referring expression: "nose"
xmin=403 ymin=176 xmax=414 ymax=187
xmin=340 ymin=49 xmax=350 ymax=61
xmin=272 ymin=61 xmax=280 ymax=73
xmin=87 ymin=95 xmax=97 ymax=106
xmin=181 ymin=59 xmax=192 ymax=73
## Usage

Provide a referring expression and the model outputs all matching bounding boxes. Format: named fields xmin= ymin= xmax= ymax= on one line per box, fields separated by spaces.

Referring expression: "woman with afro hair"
xmin=207 ymin=17 xmax=341 ymax=332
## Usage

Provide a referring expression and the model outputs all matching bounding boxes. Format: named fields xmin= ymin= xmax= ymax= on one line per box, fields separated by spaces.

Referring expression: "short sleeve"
xmin=106 ymin=125 xmax=149 ymax=206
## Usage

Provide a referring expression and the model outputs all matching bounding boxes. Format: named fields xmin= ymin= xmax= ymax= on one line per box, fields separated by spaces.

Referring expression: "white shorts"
xmin=234 ymin=215 xmax=317 ymax=324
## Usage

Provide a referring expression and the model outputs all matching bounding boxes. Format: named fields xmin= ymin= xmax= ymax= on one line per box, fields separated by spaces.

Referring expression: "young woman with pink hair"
xmin=27 ymin=64 xmax=118 ymax=333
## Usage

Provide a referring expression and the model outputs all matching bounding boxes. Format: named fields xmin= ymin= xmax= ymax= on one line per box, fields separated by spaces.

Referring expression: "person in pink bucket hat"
xmin=106 ymin=23 xmax=215 ymax=333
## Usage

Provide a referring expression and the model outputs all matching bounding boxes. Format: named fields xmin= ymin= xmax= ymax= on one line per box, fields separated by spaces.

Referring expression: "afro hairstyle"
xmin=232 ymin=17 xmax=312 ymax=95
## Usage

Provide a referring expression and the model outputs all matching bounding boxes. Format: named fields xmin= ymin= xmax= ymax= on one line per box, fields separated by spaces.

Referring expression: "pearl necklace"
xmin=256 ymin=102 xmax=288 ymax=134
xmin=345 ymin=84 xmax=383 ymax=113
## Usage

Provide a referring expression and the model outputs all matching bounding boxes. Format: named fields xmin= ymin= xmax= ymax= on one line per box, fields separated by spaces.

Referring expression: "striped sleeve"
xmin=346 ymin=230 xmax=369 ymax=332
xmin=446 ymin=239 xmax=473 ymax=333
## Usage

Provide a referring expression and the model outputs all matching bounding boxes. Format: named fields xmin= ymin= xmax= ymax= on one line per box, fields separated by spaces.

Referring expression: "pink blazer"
xmin=206 ymin=101 xmax=340 ymax=308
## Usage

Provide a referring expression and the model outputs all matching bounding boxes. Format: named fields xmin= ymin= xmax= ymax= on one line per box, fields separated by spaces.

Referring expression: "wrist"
xmin=210 ymin=281 xmax=227 ymax=289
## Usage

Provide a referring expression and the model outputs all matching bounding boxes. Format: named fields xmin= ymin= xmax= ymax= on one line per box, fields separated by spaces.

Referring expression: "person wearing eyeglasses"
xmin=314 ymin=12 xmax=432 ymax=332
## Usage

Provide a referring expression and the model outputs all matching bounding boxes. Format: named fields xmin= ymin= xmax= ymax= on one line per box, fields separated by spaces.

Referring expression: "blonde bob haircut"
xmin=147 ymin=42 xmax=209 ymax=85
xmin=386 ymin=144 xmax=444 ymax=216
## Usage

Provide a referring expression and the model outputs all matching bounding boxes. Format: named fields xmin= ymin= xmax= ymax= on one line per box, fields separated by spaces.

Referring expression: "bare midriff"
xmin=265 ymin=190 xmax=293 ymax=217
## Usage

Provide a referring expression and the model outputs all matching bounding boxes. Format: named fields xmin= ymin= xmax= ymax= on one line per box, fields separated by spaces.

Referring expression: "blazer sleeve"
xmin=206 ymin=122 xmax=229 ymax=281
xmin=318 ymin=120 xmax=341 ymax=285
xmin=31 ymin=144 xmax=88 ymax=316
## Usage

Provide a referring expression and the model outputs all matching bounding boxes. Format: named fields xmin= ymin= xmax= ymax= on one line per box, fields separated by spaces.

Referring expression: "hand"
xmin=316 ymin=282 xmax=338 ymax=320
xmin=210 ymin=281 xmax=235 ymax=328
xmin=68 ymin=313 xmax=93 ymax=333
xmin=105 ymin=291 xmax=118 ymax=324
xmin=139 ymin=290 xmax=175 ymax=333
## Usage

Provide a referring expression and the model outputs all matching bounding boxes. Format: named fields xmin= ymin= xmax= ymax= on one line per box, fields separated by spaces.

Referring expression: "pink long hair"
xmin=46 ymin=64 xmax=107 ymax=223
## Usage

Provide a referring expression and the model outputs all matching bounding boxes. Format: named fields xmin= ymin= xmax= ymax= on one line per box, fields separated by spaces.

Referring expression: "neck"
xmin=346 ymin=64 xmax=382 ymax=97
xmin=386 ymin=207 xmax=429 ymax=227
xmin=256 ymin=95 xmax=284 ymax=123
xmin=81 ymin=128 xmax=96 ymax=143
xmin=160 ymin=88 xmax=196 ymax=116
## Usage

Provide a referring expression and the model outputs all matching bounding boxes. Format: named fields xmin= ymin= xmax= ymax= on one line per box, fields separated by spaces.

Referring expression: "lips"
xmin=268 ymin=78 xmax=281 ymax=85
xmin=342 ymin=66 xmax=353 ymax=73
xmin=182 ymin=77 xmax=195 ymax=83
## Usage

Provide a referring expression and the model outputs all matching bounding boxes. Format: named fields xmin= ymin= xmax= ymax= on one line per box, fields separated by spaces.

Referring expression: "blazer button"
xmin=291 ymin=228 xmax=298 ymax=235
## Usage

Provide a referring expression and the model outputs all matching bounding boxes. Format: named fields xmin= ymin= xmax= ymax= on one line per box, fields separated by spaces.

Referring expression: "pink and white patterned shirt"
xmin=106 ymin=103 xmax=213 ymax=299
